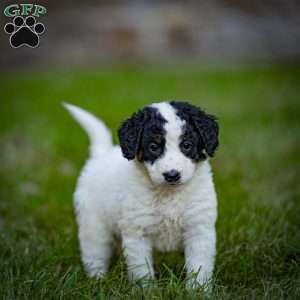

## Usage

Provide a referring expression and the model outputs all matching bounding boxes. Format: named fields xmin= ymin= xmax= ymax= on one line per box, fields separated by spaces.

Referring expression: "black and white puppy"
xmin=64 ymin=101 xmax=219 ymax=288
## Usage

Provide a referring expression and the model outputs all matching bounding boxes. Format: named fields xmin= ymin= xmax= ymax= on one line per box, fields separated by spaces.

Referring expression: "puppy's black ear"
xmin=118 ymin=109 xmax=145 ymax=160
xmin=171 ymin=101 xmax=219 ymax=157
xmin=192 ymin=110 xmax=219 ymax=157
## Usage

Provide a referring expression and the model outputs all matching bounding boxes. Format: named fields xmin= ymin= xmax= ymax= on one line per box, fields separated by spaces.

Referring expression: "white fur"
xmin=65 ymin=102 xmax=217 ymax=288
xmin=63 ymin=103 xmax=113 ymax=156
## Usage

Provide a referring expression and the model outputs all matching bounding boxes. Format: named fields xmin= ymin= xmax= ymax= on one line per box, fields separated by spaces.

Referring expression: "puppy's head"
xmin=118 ymin=101 xmax=219 ymax=186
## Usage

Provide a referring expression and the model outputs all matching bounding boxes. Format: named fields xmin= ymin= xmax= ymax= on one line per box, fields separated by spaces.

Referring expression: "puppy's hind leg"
xmin=77 ymin=208 xmax=113 ymax=278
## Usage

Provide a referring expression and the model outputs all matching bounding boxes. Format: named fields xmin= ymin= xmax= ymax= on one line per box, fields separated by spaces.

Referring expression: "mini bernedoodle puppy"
xmin=64 ymin=101 xmax=219 ymax=289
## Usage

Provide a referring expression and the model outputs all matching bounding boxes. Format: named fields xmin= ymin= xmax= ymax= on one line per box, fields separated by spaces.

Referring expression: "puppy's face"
xmin=118 ymin=101 xmax=219 ymax=186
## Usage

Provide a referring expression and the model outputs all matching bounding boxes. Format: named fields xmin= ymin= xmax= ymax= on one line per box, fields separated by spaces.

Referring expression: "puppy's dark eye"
xmin=148 ymin=142 xmax=160 ymax=153
xmin=182 ymin=141 xmax=193 ymax=151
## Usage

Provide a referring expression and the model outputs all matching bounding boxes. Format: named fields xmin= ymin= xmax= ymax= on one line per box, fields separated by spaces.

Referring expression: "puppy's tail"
xmin=63 ymin=102 xmax=113 ymax=157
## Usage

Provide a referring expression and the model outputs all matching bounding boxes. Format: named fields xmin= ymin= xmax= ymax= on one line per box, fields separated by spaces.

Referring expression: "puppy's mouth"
xmin=164 ymin=181 xmax=182 ymax=186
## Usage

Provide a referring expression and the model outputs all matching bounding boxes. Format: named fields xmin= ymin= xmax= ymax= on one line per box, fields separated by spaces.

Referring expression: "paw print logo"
xmin=4 ymin=16 xmax=45 ymax=48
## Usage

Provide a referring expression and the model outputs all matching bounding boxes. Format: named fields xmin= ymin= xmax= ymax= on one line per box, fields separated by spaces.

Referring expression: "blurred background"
xmin=1 ymin=0 xmax=300 ymax=69
xmin=0 ymin=1 xmax=300 ymax=299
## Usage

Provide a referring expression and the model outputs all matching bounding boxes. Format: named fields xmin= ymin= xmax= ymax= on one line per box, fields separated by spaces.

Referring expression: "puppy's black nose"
xmin=163 ymin=170 xmax=181 ymax=183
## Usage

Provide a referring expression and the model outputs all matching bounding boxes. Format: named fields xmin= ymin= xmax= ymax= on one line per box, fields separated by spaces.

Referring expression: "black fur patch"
xmin=170 ymin=101 xmax=219 ymax=158
xmin=179 ymin=122 xmax=206 ymax=161
xmin=118 ymin=106 xmax=166 ymax=163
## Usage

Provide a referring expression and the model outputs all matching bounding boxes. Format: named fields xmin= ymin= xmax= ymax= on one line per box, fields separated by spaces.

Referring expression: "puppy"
xmin=64 ymin=101 xmax=219 ymax=288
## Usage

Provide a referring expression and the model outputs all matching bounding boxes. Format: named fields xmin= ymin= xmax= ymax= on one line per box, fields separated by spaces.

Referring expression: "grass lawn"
xmin=0 ymin=65 xmax=300 ymax=299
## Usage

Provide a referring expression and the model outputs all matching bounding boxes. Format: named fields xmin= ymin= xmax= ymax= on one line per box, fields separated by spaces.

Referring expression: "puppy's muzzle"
xmin=163 ymin=169 xmax=181 ymax=183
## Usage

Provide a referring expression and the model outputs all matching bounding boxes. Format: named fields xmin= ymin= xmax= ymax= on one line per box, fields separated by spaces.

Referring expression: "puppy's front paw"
xmin=135 ymin=276 xmax=156 ymax=289
xmin=83 ymin=259 xmax=108 ymax=279
xmin=86 ymin=267 xmax=106 ymax=279
xmin=186 ymin=273 xmax=213 ymax=293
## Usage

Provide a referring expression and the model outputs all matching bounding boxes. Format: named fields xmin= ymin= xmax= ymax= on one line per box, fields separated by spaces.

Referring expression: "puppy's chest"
xmin=146 ymin=193 xmax=186 ymax=252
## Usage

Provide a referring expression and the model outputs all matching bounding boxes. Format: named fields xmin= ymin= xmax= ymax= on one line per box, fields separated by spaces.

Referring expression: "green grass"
xmin=0 ymin=65 xmax=300 ymax=299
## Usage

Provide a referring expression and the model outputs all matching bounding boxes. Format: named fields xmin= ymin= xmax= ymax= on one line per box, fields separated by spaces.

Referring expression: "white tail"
xmin=63 ymin=102 xmax=113 ymax=157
